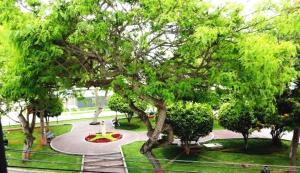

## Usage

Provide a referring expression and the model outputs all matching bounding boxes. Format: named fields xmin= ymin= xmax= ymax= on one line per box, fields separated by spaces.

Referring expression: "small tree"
xmin=274 ymin=90 xmax=300 ymax=172
xmin=108 ymin=94 xmax=146 ymax=123
xmin=264 ymin=112 xmax=287 ymax=146
xmin=252 ymin=107 xmax=285 ymax=146
xmin=166 ymin=102 xmax=213 ymax=155
xmin=37 ymin=97 xmax=63 ymax=133
xmin=219 ymin=102 xmax=256 ymax=150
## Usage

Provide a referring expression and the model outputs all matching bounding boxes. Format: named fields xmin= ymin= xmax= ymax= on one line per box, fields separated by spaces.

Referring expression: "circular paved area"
xmin=50 ymin=120 xmax=147 ymax=155
xmin=51 ymin=120 xmax=299 ymax=155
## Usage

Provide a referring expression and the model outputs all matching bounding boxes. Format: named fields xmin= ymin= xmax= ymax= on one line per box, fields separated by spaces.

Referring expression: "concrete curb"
xmin=119 ymin=146 xmax=129 ymax=173
xmin=80 ymin=155 xmax=85 ymax=173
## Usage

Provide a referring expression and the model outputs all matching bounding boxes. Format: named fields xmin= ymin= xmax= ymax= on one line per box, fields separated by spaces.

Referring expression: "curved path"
xmin=51 ymin=120 xmax=147 ymax=155
xmin=213 ymin=128 xmax=299 ymax=141
xmin=51 ymin=120 xmax=299 ymax=155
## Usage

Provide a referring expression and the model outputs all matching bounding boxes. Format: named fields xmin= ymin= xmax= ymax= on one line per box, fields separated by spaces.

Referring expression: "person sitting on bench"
xmin=46 ymin=131 xmax=55 ymax=141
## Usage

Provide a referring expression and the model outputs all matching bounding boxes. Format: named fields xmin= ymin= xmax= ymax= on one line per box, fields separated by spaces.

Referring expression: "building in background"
xmin=63 ymin=88 xmax=113 ymax=111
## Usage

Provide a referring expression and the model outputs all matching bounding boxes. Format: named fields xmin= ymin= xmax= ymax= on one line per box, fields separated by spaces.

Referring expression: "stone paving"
xmin=213 ymin=128 xmax=299 ymax=141
xmin=51 ymin=120 xmax=299 ymax=156
xmin=50 ymin=120 xmax=147 ymax=155
xmin=41 ymin=120 xmax=300 ymax=173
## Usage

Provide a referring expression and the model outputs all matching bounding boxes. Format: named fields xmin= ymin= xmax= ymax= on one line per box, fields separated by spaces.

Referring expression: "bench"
xmin=112 ymin=119 xmax=120 ymax=127
xmin=3 ymin=132 xmax=8 ymax=146
xmin=46 ymin=131 xmax=55 ymax=142
xmin=3 ymin=138 xmax=8 ymax=146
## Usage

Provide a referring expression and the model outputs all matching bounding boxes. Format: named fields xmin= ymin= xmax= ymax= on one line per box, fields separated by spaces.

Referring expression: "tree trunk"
xmin=118 ymin=90 xmax=170 ymax=172
xmin=162 ymin=123 xmax=174 ymax=144
xmin=45 ymin=116 xmax=50 ymax=133
xmin=40 ymin=111 xmax=47 ymax=145
xmin=18 ymin=109 xmax=36 ymax=161
xmin=242 ymin=133 xmax=249 ymax=151
xmin=141 ymin=140 xmax=163 ymax=173
xmin=114 ymin=112 xmax=119 ymax=127
xmin=0 ymin=118 xmax=7 ymax=173
xmin=127 ymin=112 xmax=133 ymax=124
xmin=288 ymin=128 xmax=300 ymax=173
xmin=129 ymin=101 xmax=153 ymax=135
xmin=182 ymin=141 xmax=191 ymax=155
xmin=140 ymin=101 xmax=167 ymax=173
xmin=22 ymin=133 xmax=34 ymax=161
xmin=271 ymin=126 xmax=283 ymax=146
xmin=91 ymin=89 xmax=108 ymax=125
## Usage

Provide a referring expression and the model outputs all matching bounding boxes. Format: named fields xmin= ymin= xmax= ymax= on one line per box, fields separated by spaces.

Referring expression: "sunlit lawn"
xmin=115 ymin=117 xmax=156 ymax=131
xmin=117 ymin=117 xmax=224 ymax=131
xmin=5 ymin=125 xmax=81 ymax=172
xmin=123 ymin=139 xmax=299 ymax=173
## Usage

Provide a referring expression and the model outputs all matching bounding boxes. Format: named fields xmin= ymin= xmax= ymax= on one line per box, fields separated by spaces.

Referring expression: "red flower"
xmin=85 ymin=132 xmax=122 ymax=143
xmin=112 ymin=133 xmax=122 ymax=139
xmin=85 ymin=135 xmax=96 ymax=141
xmin=95 ymin=138 xmax=111 ymax=143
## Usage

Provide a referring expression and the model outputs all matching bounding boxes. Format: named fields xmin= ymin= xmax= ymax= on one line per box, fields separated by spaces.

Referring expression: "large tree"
xmin=0 ymin=0 xmax=297 ymax=171
xmin=274 ymin=88 xmax=300 ymax=173
xmin=261 ymin=1 xmax=300 ymax=171
xmin=0 ymin=25 xmax=62 ymax=160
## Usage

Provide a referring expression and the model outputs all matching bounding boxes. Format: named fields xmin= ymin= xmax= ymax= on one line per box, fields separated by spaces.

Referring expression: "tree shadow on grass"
xmin=115 ymin=122 xmax=141 ymax=130
xmin=157 ymin=144 xmax=202 ymax=161
xmin=156 ymin=139 xmax=289 ymax=160
xmin=215 ymin=138 xmax=288 ymax=155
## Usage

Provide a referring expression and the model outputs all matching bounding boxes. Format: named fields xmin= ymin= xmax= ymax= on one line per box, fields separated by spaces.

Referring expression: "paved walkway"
xmin=213 ymin=128 xmax=299 ymax=142
xmin=82 ymin=152 xmax=126 ymax=173
xmin=212 ymin=128 xmax=293 ymax=141
xmin=50 ymin=120 xmax=147 ymax=155
xmin=50 ymin=120 xmax=300 ymax=173
xmin=51 ymin=121 xmax=299 ymax=156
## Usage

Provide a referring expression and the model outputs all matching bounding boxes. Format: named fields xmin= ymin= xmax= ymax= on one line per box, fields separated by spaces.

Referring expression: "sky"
xmin=209 ymin=0 xmax=262 ymax=15
xmin=20 ymin=0 xmax=278 ymax=19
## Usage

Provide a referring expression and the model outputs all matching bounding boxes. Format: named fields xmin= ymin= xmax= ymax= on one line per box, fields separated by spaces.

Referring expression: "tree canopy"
xmin=0 ymin=0 xmax=298 ymax=171
xmin=108 ymin=93 xmax=147 ymax=123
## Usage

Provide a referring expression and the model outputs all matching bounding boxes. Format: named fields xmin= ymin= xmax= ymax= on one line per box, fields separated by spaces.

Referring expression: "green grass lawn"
xmin=213 ymin=120 xmax=224 ymax=130
xmin=122 ymin=139 xmax=299 ymax=173
xmin=5 ymin=124 xmax=81 ymax=172
xmin=116 ymin=117 xmax=224 ymax=131
xmin=115 ymin=117 xmax=156 ymax=131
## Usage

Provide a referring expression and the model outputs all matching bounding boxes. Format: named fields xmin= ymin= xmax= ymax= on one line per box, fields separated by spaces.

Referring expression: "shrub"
xmin=108 ymin=94 xmax=146 ymax=123
xmin=166 ymin=102 xmax=213 ymax=155
xmin=219 ymin=102 xmax=256 ymax=150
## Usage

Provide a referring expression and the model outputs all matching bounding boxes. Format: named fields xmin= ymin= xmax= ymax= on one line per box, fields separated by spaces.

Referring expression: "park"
xmin=0 ymin=0 xmax=300 ymax=173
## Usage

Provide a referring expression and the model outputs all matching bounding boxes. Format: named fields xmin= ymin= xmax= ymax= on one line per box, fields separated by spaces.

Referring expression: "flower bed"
xmin=85 ymin=132 xmax=123 ymax=143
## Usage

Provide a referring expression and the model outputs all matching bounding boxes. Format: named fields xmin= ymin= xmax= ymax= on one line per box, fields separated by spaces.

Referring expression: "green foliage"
xmin=219 ymin=102 xmax=255 ymax=137
xmin=0 ymin=0 xmax=299 ymax=163
xmin=108 ymin=94 xmax=131 ymax=114
xmin=108 ymin=94 xmax=147 ymax=122
xmin=166 ymin=102 xmax=213 ymax=152
xmin=0 ymin=0 xmax=296 ymax=111
xmin=44 ymin=97 xmax=63 ymax=117
xmin=0 ymin=23 xmax=62 ymax=112
xmin=275 ymin=89 xmax=300 ymax=128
